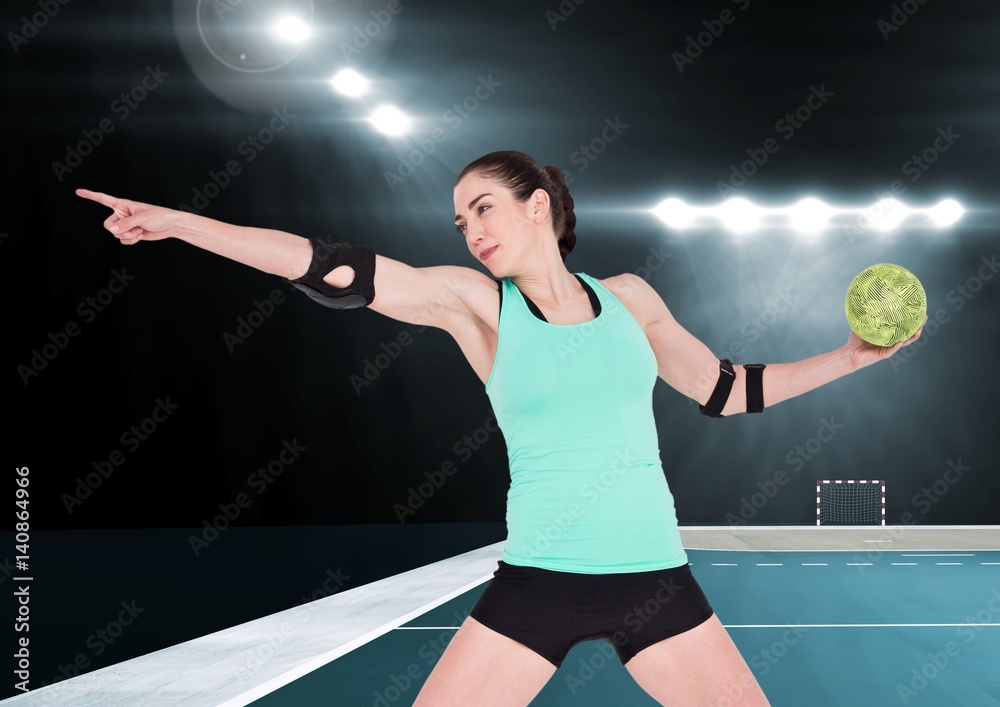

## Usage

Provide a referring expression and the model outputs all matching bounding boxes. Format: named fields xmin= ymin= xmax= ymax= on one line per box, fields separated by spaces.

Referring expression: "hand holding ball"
xmin=845 ymin=263 xmax=927 ymax=347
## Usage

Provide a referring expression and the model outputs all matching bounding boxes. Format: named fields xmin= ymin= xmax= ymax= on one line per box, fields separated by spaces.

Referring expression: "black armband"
xmin=743 ymin=363 xmax=766 ymax=413
xmin=698 ymin=359 xmax=735 ymax=418
xmin=285 ymin=239 xmax=376 ymax=309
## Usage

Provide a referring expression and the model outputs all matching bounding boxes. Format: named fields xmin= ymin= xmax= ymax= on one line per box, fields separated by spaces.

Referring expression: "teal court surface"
xmin=3 ymin=527 xmax=998 ymax=706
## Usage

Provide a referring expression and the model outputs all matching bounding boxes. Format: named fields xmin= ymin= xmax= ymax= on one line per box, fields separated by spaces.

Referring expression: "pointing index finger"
xmin=76 ymin=189 xmax=126 ymax=215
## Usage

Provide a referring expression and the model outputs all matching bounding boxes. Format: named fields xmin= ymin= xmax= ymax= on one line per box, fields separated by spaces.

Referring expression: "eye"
xmin=455 ymin=204 xmax=491 ymax=234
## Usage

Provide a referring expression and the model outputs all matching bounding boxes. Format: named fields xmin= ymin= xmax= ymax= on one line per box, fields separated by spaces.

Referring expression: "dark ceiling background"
xmin=3 ymin=0 xmax=998 ymax=531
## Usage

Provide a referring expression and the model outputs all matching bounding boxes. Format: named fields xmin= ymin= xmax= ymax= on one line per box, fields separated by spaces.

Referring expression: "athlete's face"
xmin=453 ymin=172 xmax=541 ymax=274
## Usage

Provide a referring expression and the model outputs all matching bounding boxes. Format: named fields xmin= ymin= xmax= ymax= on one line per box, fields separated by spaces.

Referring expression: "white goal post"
xmin=816 ymin=479 xmax=885 ymax=526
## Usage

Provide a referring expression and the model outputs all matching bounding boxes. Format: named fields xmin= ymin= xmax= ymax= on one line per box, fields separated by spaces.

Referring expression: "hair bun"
xmin=543 ymin=166 xmax=576 ymax=261
xmin=455 ymin=151 xmax=578 ymax=263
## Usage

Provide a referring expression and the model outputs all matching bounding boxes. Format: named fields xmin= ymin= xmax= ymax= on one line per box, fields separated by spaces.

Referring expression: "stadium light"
xmin=330 ymin=68 xmax=370 ymax=97
xmin=650 ymin=196 xmax=964 ymax=233
xmin=271 ymin=15 xmax=311 ymax=43
xmin=369 ymin=104 xmax=411 ymax=136
xmin=789 ymin=197 xmax=834 ymax=234
xmin=868 ymin=197 xmax=909 ymax=232
xmin=651 ymin=198 xmax=699 ymax=230
xmin=928 ymin=198 xmax=964 ymax=227
xmin=717 ymin=197 xmax=762 ymax=234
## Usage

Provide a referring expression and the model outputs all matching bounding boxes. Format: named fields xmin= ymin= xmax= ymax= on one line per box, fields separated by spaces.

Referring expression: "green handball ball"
xmin=845 ymin=263 xmax=927 ymax=347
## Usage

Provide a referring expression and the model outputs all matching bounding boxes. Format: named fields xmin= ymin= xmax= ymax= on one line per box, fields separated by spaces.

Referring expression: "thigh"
xmin=608 ymin=562 xmax=716 ymax=666
xmin=624 ymin=613 xmax=770 ymax=706
xmin=413 ymin=615 xmax=558 ymax=707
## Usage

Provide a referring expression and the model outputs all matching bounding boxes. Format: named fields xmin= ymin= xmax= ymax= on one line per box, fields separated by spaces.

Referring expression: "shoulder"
xmin=435 ymin=265 xmax=500 ymax=292
xmin=418 ymin=265 xmax=498 ymax=302
xmin=438 ymin=265 xmax=500 ymax=330
xmin=595 ymin=273 xmax=659 ymax=327
xmin=597 ymin=273 xmax=677 ymax=329
xmin=596 ymin=272 xmax=645 ymax=293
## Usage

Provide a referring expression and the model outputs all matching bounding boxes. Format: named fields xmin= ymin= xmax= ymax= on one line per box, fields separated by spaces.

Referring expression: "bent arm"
xmin=714 ymin=347 xmax=856 ymax=416
xmin=619 ymin=273 xmax=885 ymax=416
xmin=644 ymin=313 xmax=856 ymax=416
xmin=729 ymin=317 xmax=927 ymax=413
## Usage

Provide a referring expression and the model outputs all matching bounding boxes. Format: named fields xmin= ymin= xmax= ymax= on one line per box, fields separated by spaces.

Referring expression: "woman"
xmin=78 ymin=150 xmax=925 ymax=705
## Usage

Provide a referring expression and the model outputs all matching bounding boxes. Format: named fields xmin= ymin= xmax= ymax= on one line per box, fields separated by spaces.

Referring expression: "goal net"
xmin=816 ymin=479 xmax=885 ymax=525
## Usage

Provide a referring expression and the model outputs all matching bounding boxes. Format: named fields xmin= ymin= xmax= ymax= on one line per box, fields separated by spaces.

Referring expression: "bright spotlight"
xmin=369 ymin=104 xmax=411 ymax=136
xmin=789 ymin=197 xmax=834 ymax=234
xmin=330 ymin=68 xmax=370 ymax=97
xmin=652 ymin=198 xmax=698 ymax=230
xmin=716 ymin=197 xmax=761 ymax=234
xmin=868 ymin=197 xmax=909 ymax=232
xmin=928 ymin=198 xmax=964 ymax=227
xmin=272 ymin=15 xmax=311 ymax=43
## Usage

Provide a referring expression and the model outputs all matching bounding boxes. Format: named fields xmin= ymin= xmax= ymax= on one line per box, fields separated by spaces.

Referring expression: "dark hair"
xmin=456 ymin=150 xmax=577 ymax=262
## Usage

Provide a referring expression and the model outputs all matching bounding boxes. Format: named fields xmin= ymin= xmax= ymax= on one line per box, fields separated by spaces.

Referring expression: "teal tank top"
xmin=485 ymin=272 xmax=689 ymax=574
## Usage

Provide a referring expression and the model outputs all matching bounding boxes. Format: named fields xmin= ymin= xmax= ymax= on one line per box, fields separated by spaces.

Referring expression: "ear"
xmin=528 ymin=187 xmax=551 ymax=225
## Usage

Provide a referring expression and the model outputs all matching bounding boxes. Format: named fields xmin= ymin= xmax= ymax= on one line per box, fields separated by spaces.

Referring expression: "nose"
xmin=466 ymin=222 xmax=486 ymax=245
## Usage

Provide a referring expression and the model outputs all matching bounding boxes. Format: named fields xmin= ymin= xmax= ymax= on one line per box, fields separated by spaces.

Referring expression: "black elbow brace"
xmin=743 ymin=363 xmax=766 ymax=413
xmin=285 ymin=239 xmax=376 ymax=309
xmin=698 ymin=360 xmax=766 ymax=417
xmin=699 ymin=359 xmax=735 ymax=418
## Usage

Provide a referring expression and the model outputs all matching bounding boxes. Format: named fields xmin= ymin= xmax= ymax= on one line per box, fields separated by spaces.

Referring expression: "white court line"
xmin=681 ymin=525 xmax=1000 ymax=530
xmin=681 ymin=552 xmax=1000 ymax=555
xmin=903 ymin=553 xmax=975 ymax=557
xmin=701 ymin=562 xmax=998 ymax=567
xmin=0 ymin=541 xmax=507 ymax=707
xmin=724 ymin=623 xmax=1000 ymax=628
xmin=396 ymin=623 xmax=1000 ymax=631
xmin=399 ymin=624 xmax=1000 ymax=630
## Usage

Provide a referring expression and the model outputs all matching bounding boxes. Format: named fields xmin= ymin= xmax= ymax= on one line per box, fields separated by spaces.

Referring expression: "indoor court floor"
xmin=2 ymin=526 xmax=997 ymax=706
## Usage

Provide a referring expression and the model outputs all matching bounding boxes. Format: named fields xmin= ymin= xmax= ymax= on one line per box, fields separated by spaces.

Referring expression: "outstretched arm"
xmin=76 ymin=188 xmax=493 ymax=332
xmin=76 ymin=188 xmax=315 ymax=279
xmin=615 ymin=273 xmax=927 ymax=416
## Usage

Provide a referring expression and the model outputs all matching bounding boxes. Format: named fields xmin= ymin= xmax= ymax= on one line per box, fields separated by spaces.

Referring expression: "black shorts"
xmin=468 ymin=559 xmax=714 ymax=668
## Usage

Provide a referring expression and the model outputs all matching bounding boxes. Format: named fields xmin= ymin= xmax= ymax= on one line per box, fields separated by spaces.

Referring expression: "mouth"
xmin=480 ymin=245 xmax=499 ymax=261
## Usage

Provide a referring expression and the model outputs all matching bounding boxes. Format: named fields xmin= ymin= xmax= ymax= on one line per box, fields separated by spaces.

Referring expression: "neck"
xmin=511 ymin=262 xmax=579 ymax=307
